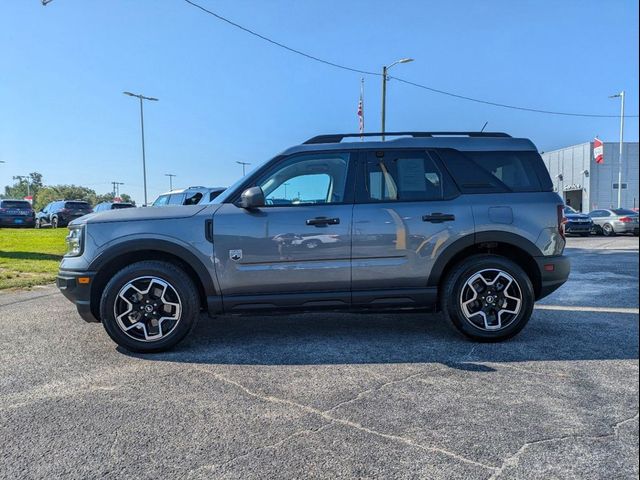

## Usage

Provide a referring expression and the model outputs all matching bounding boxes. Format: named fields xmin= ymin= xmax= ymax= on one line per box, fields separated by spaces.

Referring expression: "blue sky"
xmin=1 ymin=0 xmax=638 ymax=205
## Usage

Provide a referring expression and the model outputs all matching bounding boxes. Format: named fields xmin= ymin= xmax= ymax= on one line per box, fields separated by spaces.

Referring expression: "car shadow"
xmin=0 ymin=251 xmax=63 ymax=261
xmin=118 ymin=309 xmax=639 ymax=367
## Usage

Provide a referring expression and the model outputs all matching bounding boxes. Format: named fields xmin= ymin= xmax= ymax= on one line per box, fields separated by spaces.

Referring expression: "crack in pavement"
xmin=188 ymin=424 xmax=333 ymax=478
xmin=0 ymin=292 xmax=59 ymax=309
xmin=191 ymin=365 xmax=497 ymax=473
xmin=488 ymin=413 xmax=640 ymax=479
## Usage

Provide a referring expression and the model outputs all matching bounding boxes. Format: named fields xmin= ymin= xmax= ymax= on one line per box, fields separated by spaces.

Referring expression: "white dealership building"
xmin=541 ymin=141 xmax=639 ymax=212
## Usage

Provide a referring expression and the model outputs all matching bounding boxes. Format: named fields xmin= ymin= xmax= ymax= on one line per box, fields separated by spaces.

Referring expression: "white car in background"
xmin=152 ymin=186 xmax=226 ymax=207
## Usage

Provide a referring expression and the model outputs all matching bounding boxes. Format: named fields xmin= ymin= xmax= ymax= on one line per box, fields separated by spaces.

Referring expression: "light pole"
xmin=165 ymin=173 xmax=177 ymax=191
xmin=236 ymin=161 xmax=251 ymax=176
xmin=381 ymin=58 xmax=414 ymax=141
xmin=123 ymin=91 xmax=159 ymax=206
xmin=609 ymin=91 xmax=625 ymax=208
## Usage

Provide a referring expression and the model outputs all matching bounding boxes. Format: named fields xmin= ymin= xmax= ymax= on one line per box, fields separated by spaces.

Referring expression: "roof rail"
xmin=303 ymin=131 xmax=512 ymax=144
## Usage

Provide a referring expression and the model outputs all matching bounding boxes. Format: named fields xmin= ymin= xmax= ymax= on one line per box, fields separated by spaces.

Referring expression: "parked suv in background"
xmin=93 ymin=202 xmax=135 ymax=212
xmin=152 ymin=186 xmax=225 ymax=207
xmin=588 ymin=208 xmax=640 ymax=236
xmin=0 ymin=199 xmax=35 ymax=227
xmin=36 ymin=200 xmax=92 ymax=228
xmin=57 ymin=132 xmax=569 ymax=352
xmin=563 ymin=206 xmax=593 ymax=237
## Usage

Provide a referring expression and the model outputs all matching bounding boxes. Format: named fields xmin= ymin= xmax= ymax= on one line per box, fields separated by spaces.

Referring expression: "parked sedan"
xmin=0 ymin=199 xmax=35 ymax=227
xmin=35 ymin=200 xmax=93 ymax=228
xmin=563 ymin=206 xmax=593 ymax=237
xmin=588 ymin=208 xmax=640 ymax=236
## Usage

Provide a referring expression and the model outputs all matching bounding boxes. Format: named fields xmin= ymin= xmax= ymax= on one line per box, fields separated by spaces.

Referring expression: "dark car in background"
xmin=0 ymin=199 xmax=35 ymax=228
xmin=588 ymin=208 xmax=640 ymax=236
xmin=93 ymin=202 xmax=135 ymax=212
xmin=563 ymin=206 xmax=593 ymax=237
xmin=35 ymin=200 xmax=93 ymax=228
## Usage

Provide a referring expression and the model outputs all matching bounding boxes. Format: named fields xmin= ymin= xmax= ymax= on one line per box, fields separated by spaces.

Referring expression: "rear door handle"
xmin=306 ymin=217 xmax=340 ymax=226
xmin=422 ymin=213 xmax=455 ymax=223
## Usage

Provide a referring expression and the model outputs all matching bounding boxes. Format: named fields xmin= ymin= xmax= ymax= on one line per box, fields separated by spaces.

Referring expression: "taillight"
xmin=557 ymin=205 xmax=567 ymax=239
xmin=619 ymin=217 xmax=633 ymax=223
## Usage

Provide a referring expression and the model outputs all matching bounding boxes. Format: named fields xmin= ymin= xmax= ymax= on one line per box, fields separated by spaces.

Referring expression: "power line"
xmin=183 ymin=0 xmax=638 ymax=119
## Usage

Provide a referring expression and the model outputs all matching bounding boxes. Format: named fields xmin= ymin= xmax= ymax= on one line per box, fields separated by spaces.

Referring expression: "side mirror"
xmin=238 ymin=186 xmax=265 ymax=209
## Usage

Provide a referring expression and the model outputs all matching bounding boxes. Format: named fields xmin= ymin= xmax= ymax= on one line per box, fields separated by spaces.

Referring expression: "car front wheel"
xmin=440 ymin=254 xmax=535 ymax=342
xmin=100 ymin=260 xmax=200 ymax=353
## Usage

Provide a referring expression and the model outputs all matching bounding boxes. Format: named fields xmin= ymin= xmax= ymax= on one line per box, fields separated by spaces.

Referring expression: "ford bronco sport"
xmin=57 ymin=132 xmax=570 ymax=352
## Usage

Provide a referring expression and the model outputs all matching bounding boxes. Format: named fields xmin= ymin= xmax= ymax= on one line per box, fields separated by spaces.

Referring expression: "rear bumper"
xmin=57 ymin=270 xmax=99 ymax=322
xmin=0 ymin=216 xmax=35 ymax=226
xmin=535 ymin=255 xmax=570 ymax=300
xmin=613 ymin=222 xmax=639 ymax=234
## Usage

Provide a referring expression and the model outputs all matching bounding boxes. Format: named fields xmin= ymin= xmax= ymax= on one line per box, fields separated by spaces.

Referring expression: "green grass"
xmin=0 ymin=228 xmax=67 ymax=289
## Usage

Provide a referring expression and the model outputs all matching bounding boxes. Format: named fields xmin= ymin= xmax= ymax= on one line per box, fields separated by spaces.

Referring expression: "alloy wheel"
xmin=459 ymin=269 xmax=522 ymax=331
xmin=114 ymin=276 xmax=182 ymax=342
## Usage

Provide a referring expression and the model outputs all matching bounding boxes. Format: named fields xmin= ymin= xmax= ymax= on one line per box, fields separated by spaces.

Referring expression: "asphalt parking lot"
xmin=1 ymin=236 xmax=638 ymax=479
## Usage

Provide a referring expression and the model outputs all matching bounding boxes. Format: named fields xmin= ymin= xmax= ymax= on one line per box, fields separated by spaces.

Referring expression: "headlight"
xmin=65 ymin=226 xmax=84 ymax=257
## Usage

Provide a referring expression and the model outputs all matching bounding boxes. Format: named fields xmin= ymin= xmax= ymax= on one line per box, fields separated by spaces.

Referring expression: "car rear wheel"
xmin=440 ymin=254 xmax=534 ymax=342
xmin=34 ymin=219 xmax=41 ymax=229
xmin=51 ymin=217 xmax=58 ymax=229
xmin=100 ymin=260 xmax=200 ymax=353
xmin=602 ymin=223 xmax=615 ymax=236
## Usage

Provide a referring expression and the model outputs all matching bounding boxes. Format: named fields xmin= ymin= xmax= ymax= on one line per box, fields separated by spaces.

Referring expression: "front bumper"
xmin=57 ymin=270 xmax=99 ymax=322
xmin=565 ymin=222 xmax=592 ymax=234
xmin=535 ymin=255 xmax=570 ymax=299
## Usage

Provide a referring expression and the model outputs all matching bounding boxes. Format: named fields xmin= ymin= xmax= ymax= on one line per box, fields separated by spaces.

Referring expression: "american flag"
xmin=357 ymin=78 xmax=364 ymax=136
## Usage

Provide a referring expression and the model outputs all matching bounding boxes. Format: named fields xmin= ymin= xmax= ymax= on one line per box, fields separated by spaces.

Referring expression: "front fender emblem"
xmin=229 ymin=249 xmax=243 ymax=262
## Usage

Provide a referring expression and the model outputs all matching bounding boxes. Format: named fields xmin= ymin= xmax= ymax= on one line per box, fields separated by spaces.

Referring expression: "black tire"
xmin=34 ymin=219 xmax=41 ymax=229
xmin=100 ymin=260 xmax=200 ymax=353
xmin=51 ymin=216 xmax=58 ymax=229
xmin=602 ymin=223 xmax=615 ymax=237
xmin=440 ymin=254 xmax=535 ymax=342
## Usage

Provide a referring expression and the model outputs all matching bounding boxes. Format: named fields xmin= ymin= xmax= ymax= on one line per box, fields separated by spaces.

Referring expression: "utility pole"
xmin=123 ymin=91 xmax=159 ymax=206
xmin=609 ymin=91 xmax=625 ymax=208
xmin=111 ymin=181 xmax=124 ymax=198
xmin=13 ymin=175 xmax=31 ymax=198
xmin=165 ymin=173 xmax=177 ymax=191
xmin=283 ymin=182 xmax=290 ymax=199
xmin=381 ymin=58 xmax=414 ymax=141
xmin=236 ymin=161 xmax=251 ymax=176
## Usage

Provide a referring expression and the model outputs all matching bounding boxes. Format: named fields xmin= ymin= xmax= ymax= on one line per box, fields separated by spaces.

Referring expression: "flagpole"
xmin=360 ymin=78 xmax=365 ymax=140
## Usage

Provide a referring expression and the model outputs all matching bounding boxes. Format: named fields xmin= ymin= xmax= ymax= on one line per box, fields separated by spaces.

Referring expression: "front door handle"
xmin=422 ymin=213 xmax=455 ymax=223
xmin=306 ymin=217 xmax=340 ymax=227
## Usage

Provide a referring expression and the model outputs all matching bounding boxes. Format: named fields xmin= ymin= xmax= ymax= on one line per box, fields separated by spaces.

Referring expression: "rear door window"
xmin=362 ymin=150 xmax=458 ymax=202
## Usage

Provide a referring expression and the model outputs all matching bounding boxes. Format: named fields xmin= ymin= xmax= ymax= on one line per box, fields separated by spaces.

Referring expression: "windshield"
xmin=153 ymin=195 xmax=170 ymax=206
xmin=211 ymin=159 xmax=268 ymax=204
xmin=564 ymin=206 xmax=578 ymax=214
xmin=112 ymin=203 xmax=134 ymax=209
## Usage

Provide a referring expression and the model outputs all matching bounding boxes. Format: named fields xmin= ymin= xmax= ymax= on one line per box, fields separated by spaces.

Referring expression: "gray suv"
xmin=57 ymin=132 xmax=570 ymax=352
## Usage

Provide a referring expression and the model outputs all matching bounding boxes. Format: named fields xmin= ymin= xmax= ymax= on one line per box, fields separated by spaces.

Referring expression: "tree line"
xmin=1 ymin=172 xmax=135 ymax=211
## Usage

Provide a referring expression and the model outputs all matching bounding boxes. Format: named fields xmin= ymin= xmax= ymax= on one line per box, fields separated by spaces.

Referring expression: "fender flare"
xmin=427 ymin=231 xmax=542 ymax=287
xmin=88 ymin=238 xmax=216 ymax=296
